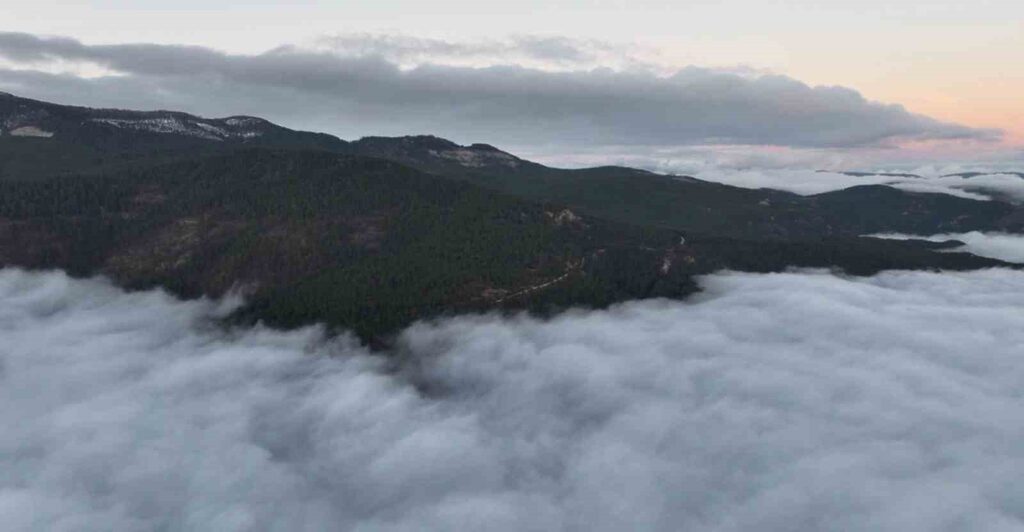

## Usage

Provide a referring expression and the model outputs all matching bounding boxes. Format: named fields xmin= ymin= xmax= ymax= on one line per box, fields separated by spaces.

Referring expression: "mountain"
xmin=3 ymin=92 xmax=1021 ymax=238
xmin=0 ymin=93 xmax=1018 ymax=342
xmin=0 ymin=92 xmax=347 ymax=179
xmin=0 ymin=92 xmax=345 ymax=150
xmin=0 ymin=149 xmax=712 ymax=341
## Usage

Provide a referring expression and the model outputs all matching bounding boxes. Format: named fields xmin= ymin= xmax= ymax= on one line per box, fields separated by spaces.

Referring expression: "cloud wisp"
xmin=3 ymin=267 xmax=1024 ymax=531
xmin=310 ymin=34 xmax=644 ymax=70
xmin=868 ymin=231 xmax=1024 ymax=263
xmin=0 ymin=31 xmax=1001 ymax=150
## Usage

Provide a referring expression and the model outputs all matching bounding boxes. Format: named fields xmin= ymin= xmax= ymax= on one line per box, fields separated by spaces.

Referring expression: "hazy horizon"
xmin=2 ymin=1 xmax=1021 ymax=170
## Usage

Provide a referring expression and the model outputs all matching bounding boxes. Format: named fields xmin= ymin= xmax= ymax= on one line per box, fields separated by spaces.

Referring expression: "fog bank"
xmin=2 ymin=268 xmax=1024 ymax=531
xmin=868 ymin=231 xmax=1024 ymax=263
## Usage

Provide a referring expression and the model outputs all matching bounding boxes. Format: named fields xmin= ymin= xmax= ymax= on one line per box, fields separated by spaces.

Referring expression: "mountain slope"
xmin=1 ymin=146 xmax=1007 ymax=341
xmin=0 ymin=149 xmax=705 ymax=340
xmin=0 ymin=93 xmax=1018 ymax=341
xmin=3 ymin=91 xmax=1021 ymax=239
xmin=336 ymin=135 xmax=1024 ymax=240
xmin=0 ymin=92 xmax=347 ymax=179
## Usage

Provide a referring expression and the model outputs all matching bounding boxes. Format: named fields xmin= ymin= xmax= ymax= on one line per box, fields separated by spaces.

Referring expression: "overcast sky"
xmin=0 ymin=1 xmax=1021 ymax=168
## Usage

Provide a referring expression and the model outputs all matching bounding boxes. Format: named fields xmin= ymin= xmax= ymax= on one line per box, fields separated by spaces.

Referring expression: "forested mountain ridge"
xmin=0 ymin=148 xmax=708 ymax=341
xmin=4 ymin=92 xmax=1019 ymax=240
xmin=0 ymin=93 xmax=1019 ymax=343
xmin=0 ymin=91 xmax=345 ymax=150
xmin=0 ymin=92 xmax=348 ymax=179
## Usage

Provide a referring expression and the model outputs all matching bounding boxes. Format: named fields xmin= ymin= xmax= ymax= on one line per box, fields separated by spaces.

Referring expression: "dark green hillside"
xmin=435 ymin=165 xmax=1020 ymax=239
xmin=0 ymin=93 xmax=1018 ymax=342
xmin=341 ymin=136 xmax=1024 ymax=239
xmin=3 ymin=92 xmax=1021 ymax=240
xmin=0 ymin=149 xmax=703 ymax=340
xmin=0 ymin=148 xmax=1008 ymax=342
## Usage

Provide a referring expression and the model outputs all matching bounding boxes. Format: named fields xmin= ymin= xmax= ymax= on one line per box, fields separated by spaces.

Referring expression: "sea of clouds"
xmin=527 ymin=146 xmax=1024 ymax=202
xmin=3 ymin=267 xmax=1024 ymax=531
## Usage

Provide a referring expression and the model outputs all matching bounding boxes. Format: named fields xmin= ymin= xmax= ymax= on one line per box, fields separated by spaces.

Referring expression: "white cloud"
xmin=3 ymin=267 xmax=1024 ymax=530
xmin=868 ymin=232 xmax=1024 ymax=263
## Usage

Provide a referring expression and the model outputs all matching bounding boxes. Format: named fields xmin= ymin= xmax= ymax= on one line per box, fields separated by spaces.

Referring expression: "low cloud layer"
xmin=676 ymin=168 xmax=1024 ymax=202
xmin=528 ymin=144 xmax=1024 ymax=175
xmin=0 ymin=32 xmax=1000 ymax=149
xmin=869 ymin=232 xmax=1024 ymax=263
xmin=3 ymin=267 xmax=1024 ymax=531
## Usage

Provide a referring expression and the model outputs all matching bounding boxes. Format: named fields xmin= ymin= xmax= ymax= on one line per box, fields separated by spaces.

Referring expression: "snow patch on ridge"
xmin=8 ymin=126 xmax=53 ymax=138
xmin=91 ymin=116 xmax=265 ymax=141
xmin=429 ymin=147 xmax=521 ymax=168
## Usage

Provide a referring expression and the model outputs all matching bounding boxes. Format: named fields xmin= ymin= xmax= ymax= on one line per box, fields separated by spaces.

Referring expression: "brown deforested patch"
xmin=0 ymin=218 xmax=69 ymax=267
xmin=105 ymin=213 xmax=247 ymax=282
xmin=346 ymin=214 xmax=388 ymax=250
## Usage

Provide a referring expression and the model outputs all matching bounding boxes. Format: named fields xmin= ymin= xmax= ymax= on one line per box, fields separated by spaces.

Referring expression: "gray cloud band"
xmin=0 ymin=32 xmax=1002 ymax=149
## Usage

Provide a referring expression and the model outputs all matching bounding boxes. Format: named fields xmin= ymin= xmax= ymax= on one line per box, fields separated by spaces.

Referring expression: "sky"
xmin=0 ymin=0 xmax=1021 ymax=168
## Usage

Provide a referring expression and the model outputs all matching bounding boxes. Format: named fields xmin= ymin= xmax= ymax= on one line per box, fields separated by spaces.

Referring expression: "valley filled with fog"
xmin=3 ymin=266 xmax=1023 ymax=531
xmin=2 ymin=2 xmax=1023 ymax=529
